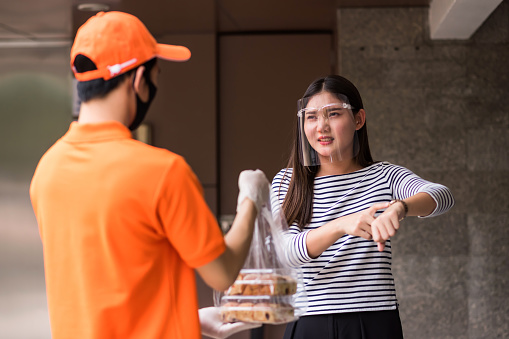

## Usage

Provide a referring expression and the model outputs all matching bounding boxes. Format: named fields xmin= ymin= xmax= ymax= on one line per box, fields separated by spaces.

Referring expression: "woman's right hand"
xmin=306 ymin=202 xmax=389 ymax=258
xmin=337 ymin=202 xmax=390 ymax=240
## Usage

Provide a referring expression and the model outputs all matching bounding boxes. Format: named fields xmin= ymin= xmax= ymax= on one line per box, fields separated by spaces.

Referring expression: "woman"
xmin=271 ymin=75 xmax=454 ymax=339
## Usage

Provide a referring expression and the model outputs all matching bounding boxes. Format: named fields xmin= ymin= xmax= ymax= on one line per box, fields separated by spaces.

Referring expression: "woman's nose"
xmin=317 ymin=115 xmax=330 ymax=131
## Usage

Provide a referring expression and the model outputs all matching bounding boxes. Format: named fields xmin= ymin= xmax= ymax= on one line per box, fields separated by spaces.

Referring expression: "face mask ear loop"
xmin=129 ymin=68 xmax=157 ymax=131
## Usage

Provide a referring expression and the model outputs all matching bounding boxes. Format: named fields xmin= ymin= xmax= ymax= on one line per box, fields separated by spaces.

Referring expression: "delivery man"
xmin=30 ymin=11 xmax=268 ymax=339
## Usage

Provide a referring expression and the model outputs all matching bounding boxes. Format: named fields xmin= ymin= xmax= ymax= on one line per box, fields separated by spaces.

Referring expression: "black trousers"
xmin=283 ymin=310 xmax=404 ymax=339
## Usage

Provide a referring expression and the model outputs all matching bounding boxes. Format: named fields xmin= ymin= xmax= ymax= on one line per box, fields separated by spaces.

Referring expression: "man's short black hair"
xmin=74 ymin=55 xmax=157 ymax=103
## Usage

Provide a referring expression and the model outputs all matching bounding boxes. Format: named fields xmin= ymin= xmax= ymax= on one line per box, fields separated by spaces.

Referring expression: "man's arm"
xmin=196 ymin=198 xmax=257 ymax=291
xmin=196 ymin=169 xmax=270 ymax=291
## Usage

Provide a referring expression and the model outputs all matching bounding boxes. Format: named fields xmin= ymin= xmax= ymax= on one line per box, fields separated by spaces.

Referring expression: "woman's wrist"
xmin=389 ymin=199 xmax=408 ymax=221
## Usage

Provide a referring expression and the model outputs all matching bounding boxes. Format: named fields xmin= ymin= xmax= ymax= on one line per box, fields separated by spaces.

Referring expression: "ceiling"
xmin=0 ymin=0 xmax=503 ymax=47
xmin=0 ymin=0 xmax=431 ymax=48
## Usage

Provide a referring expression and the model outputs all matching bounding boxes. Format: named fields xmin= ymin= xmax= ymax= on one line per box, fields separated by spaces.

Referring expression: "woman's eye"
xmin=306 ymin=115 xmax=318 ymax=120
xmin=327 ymin=109 xmax=342 ymax=118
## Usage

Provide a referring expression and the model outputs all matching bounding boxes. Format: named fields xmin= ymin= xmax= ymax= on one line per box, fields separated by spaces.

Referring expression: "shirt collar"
xmin=63 ymin=121 xmax=132 ymax=143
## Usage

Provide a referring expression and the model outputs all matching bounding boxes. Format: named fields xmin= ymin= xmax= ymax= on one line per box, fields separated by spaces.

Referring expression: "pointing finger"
xmin=369 ymin=202 xmax=390 ymax=215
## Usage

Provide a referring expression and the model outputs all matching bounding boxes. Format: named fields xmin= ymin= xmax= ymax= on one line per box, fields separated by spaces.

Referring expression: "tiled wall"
xmin=338 ymin=3 xmax=509 ymax=338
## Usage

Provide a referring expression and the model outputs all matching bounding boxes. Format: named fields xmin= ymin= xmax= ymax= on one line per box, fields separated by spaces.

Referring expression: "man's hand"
xmin=236 ymin=169 xmax=270 ymax=212
xmin=199 ymin=307 xmax=262 ymax=339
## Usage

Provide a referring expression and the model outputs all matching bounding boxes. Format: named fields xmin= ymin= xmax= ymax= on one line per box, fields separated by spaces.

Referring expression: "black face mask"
xmin=129 ymin=76 xmax=157 ymax=131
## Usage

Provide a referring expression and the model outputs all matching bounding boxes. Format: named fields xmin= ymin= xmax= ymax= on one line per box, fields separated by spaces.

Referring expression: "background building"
xmin=1 ymin=1 xmax=507 ymax=338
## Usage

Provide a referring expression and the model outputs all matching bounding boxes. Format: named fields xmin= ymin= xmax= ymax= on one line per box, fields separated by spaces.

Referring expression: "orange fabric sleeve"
xmin=155 ymin=157 xmax=226 ymax=268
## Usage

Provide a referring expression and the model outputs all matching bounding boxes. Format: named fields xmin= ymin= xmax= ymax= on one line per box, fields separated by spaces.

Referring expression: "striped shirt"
xmin=270 ymin=162 xmax=454 ymax=315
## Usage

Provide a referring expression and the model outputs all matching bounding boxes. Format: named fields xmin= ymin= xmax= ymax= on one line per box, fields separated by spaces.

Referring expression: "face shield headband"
xmin=296 ymin=94 xmax=360 ymax=167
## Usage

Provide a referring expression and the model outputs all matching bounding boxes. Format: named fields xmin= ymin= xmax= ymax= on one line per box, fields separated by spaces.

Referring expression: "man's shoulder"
xmin=137 ymin=144 xmax=197 ymax=176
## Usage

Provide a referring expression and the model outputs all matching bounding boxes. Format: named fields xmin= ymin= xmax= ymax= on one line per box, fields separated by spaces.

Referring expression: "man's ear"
xmin=132 ymin=66 xmax=146 ymax=92
xmin=355 ymin=109 xmax=366 ymax=130
xmin=132 ymin=66 xmax=148 ymax=100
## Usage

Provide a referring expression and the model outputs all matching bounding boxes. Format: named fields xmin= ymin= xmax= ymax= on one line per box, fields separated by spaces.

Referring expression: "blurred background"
xmin=1 ymin=0 xmax=508 ymax=338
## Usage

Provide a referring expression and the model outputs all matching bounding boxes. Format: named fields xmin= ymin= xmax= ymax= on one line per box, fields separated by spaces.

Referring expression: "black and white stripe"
xmin=271 ymin=162 xmax=454 ymax=315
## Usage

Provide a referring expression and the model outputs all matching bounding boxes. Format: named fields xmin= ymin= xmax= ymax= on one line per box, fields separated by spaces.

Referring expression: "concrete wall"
xmin=338 ymin=3 xmax=509 ymax=338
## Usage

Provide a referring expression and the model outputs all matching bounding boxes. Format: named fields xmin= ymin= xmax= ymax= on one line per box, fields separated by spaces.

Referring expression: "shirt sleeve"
xmin=156 ymin=156 xmax=225 ymax=268
xmin=386 ymin=163 xmax=455 ymax=218
xmin=271 ymin=169 xmax=313 ymax=267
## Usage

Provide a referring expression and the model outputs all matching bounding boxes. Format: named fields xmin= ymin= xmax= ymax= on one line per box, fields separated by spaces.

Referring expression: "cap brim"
xmin=156 ymin=44 xmax=191 ymax=62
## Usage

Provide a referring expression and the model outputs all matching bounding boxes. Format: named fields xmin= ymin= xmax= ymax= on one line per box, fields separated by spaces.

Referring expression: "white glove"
xmin=199 ymin=306 xmax=262 ymax=339
xmin=236 ymin=169 xmax=270 ymax=212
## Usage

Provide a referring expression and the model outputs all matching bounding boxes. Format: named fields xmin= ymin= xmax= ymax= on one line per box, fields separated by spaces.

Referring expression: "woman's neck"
xmin=317 ymin=158 xmax=362 ymax=176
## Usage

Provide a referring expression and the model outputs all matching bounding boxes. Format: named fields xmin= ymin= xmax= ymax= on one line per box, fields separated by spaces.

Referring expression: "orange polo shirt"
xmin=30 ymin=121 xmax=225 ymax=339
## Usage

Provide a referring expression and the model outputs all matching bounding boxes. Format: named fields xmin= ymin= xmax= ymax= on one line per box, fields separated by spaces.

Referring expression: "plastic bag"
xmin=214 ymin=203 xmax=308 ymax=325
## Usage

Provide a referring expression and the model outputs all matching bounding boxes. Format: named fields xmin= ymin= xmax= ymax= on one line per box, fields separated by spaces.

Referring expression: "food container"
xmin=214 ymin=206 xmax=308 ymax=324
xmin=214 ymin=268 xmax=307 ymax=324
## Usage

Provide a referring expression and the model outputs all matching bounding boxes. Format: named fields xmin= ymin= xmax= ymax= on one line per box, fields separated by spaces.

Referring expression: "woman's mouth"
xmin=318 ymin=136 xmax=334 ymax=145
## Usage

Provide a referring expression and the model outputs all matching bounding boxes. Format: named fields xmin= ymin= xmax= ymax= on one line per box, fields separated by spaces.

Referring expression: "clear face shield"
xmin=297 ymin=94 xmax=360 ymax=167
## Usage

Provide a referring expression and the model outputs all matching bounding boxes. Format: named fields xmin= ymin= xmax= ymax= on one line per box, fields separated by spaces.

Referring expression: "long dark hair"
xmin=281 ymin=75 xmax=375 ymax=228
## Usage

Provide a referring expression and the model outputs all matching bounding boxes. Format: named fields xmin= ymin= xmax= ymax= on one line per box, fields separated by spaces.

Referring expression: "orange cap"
xmin=71 ymin=11 xmax=191 ymax=81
